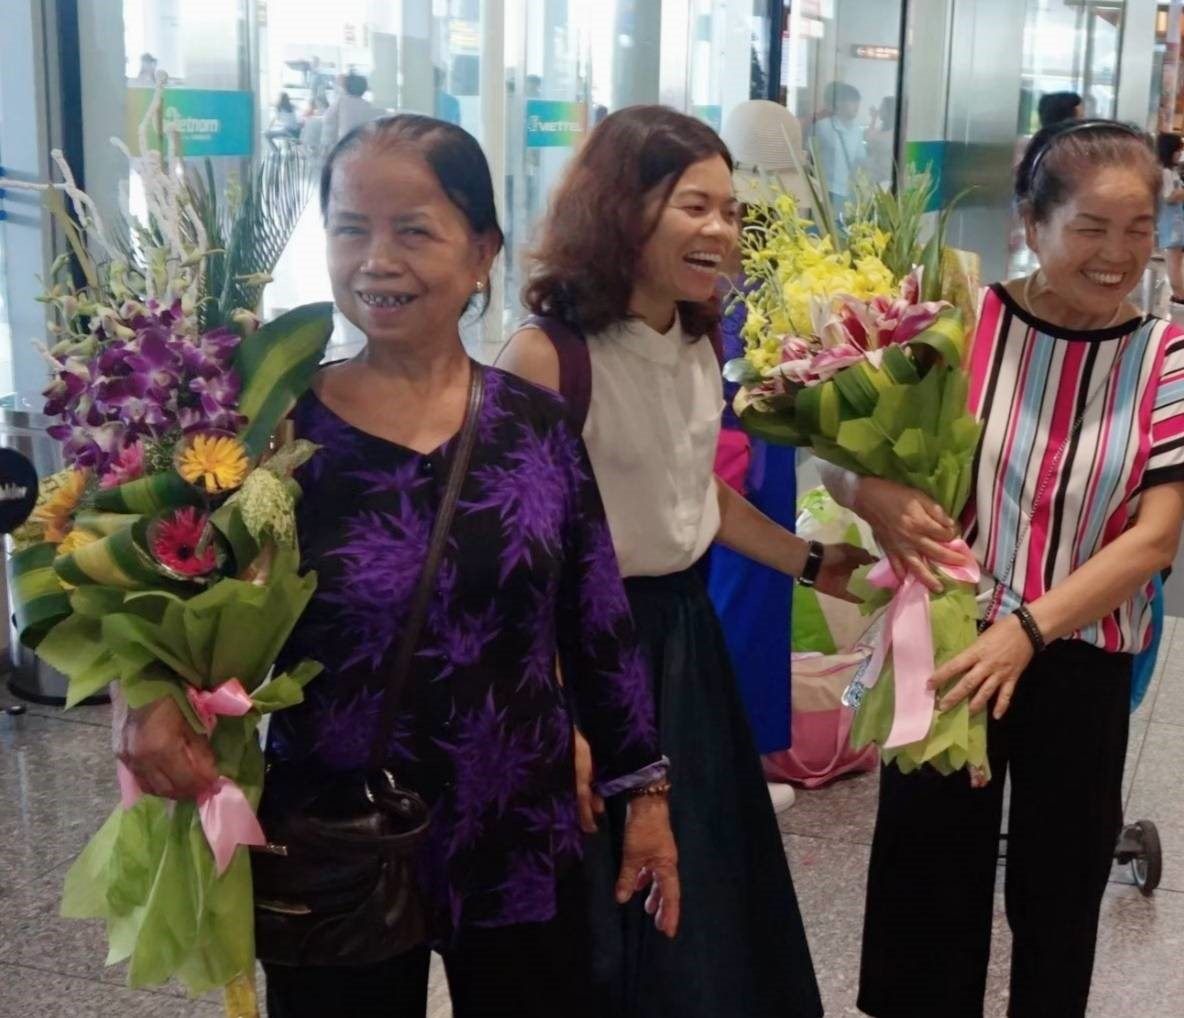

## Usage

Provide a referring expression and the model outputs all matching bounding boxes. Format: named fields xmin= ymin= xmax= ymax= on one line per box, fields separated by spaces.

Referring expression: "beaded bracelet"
xmin=626 ymin=779 xmax=672 ymax=799
xmin=1013 ymin=605 xmax=1046 ymax=654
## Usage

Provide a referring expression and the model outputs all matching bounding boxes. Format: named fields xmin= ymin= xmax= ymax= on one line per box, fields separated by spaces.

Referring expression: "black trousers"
xmin=264 ymin=873 xmax=603 ymax=1018
xmin=858 ymin=639 xmax=1131 ymax=1018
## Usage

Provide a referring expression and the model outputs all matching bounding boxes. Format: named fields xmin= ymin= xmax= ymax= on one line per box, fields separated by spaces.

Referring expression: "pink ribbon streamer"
xmin=195 ymin=777 xmax=266 ymax=874
xmin=859 ymin=539 xmax=980 ymax=749
xmin=114 ymin=678 xmax=265 ymax=875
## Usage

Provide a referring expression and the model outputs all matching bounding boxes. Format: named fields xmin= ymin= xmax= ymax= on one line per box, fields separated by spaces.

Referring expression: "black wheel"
xmin=1131 ymin=820 xmax=1163 ymax=897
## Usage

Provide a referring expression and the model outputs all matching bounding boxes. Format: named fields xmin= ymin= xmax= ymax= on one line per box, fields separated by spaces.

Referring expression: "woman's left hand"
xmin=616 ymin=796 xmax=680 ymax=938
xmin=815 ymin=543 xmax=877 ymax=603
xmin=927 ymin=615 xmax=1035 ymax=721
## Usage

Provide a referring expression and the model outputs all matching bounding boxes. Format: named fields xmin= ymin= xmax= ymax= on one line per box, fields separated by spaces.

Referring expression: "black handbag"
xmin=252 ymin=363 xmax=485 ymax=967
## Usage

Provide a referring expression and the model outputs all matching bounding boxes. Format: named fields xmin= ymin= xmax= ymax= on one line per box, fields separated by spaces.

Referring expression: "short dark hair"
xmin=826 ymin=82 xmax=860 ymax=108
xmin=1037 ymin=91 xmax=1082 ymax=128
xmin=523 ymin=105 xmax=732 ymax=338
xmin=319 ymin=115 xmax=505 ymax=307
xmin=1158 ymin=132 xmax=1183 ymax=169
xmin=1016 ymin=119 xmax=1158 ymax=223
xmin=344 ymin=72 xmax=368 ymax=97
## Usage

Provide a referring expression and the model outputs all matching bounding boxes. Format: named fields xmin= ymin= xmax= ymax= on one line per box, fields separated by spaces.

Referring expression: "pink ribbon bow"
xmin=115 ymin=678 xmax=264 ymax=875
xmin=858 ymin=539 xmax=980 ymax=749
xmin=186 ymin=677 xmax=253 ymax=733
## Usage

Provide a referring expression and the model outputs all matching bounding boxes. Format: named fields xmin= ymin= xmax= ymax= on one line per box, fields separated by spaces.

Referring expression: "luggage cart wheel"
xmin=1127 ymin=820 xmax=1163 ymax=896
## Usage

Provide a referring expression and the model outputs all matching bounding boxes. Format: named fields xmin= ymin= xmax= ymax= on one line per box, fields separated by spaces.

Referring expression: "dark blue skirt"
xmin=584 ymin=567 xmax=824 ymax=1018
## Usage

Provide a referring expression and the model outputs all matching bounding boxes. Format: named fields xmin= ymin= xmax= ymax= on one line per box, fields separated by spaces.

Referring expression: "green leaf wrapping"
xmin=737 ymin=306 xmax=987 ymax=774
xmin=50 ymin=557 xmax=321 ymax=995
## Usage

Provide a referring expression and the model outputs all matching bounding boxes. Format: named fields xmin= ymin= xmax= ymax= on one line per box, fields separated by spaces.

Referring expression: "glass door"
xmin=783 ymin=0 xmax=905 ymax=196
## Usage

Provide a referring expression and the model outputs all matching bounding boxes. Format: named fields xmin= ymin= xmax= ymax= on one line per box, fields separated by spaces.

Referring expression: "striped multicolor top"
xmin=964 ymin=283 xmax=1184 ymax=653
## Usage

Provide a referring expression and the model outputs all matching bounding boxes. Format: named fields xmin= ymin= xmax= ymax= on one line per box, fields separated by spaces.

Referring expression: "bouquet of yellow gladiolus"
xmin=5 ymin=80 xmax=335 ymax=1017
xmin=726 ymin=176 xmax=989 ymax=779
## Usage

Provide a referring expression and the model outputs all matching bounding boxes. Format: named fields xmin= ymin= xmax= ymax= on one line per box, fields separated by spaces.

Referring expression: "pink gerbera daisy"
xmin=150 ymin=506 xmax=217 ymax=577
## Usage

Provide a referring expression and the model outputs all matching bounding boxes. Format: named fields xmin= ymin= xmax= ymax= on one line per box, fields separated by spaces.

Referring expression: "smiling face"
xmin=325 ymin=145 xmax=497 ymax=347
xmin=1025 ymin=163 xmax=1156 ymax=322
xmin=634 ymin=155 xmax=740 ymax=311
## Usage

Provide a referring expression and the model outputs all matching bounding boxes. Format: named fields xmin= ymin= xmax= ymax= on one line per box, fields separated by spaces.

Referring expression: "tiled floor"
xmin=2 ymin=622 xmax=1182 ymax=1017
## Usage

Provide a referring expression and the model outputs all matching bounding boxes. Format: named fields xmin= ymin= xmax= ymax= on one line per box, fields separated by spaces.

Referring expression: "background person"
xmin=1037 ymin=90 xmax=1084 ymax=128
xmin=711 ymin=99 xmax=814 ymax=805
xmin=865 ymin=96 xmax=897 ymax=187
xmin=1157 ymin=131 xmax=1184 ymax=306
xmin=321 ymin=71 xmax=380 ymax=150
xmin=812 ymin=81 xmax=867 ymax=214
xmin=265 ymin=92 xmax=301 ymax=151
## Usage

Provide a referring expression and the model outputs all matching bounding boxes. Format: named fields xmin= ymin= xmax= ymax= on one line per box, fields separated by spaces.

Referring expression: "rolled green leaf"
xmin=91 ymin=470 xmax=203 ymax=515
xmin=8 ymin=542 xmax=72 ymax=646
xmin=235 ymin=302 xmax=335 ymax=459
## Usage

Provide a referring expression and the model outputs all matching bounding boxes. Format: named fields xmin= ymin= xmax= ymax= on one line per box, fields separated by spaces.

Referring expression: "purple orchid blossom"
xmin=43 ymin=305 xmax=244 ymax=481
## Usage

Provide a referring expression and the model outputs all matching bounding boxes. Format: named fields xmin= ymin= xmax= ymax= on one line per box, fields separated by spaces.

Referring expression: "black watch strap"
xmin=798 ymin=541 xmax=825 ymax=588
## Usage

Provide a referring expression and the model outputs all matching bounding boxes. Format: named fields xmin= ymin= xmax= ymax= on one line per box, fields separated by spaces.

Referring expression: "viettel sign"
xmin=525 ymin=100 xmax=587 ymax=148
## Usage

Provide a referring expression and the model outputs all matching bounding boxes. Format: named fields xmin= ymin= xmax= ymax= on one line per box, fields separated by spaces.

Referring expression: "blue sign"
xmin=126 ymin=88 xmax=255 ymax=157
xmin=525 ymin=100 xmax=587 ymax=148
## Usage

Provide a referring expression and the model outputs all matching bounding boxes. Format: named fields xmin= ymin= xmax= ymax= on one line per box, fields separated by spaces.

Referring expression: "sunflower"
xmin=177 ymin=433 xmax=249 ymax=494
xmin=31 ymin=469 xmax=88 ymax=543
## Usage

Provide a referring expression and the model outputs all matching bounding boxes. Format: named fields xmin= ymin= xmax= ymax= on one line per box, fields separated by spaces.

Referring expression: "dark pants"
xmin=265 ymin=873 xmax=601 ymax=1018
xmin=858 ymin=639 xmax=1131 ymax=1018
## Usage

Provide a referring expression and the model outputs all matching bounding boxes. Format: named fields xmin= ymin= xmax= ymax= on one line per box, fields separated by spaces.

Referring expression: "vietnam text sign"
xmin=126 ymin=88 xmax=254 ymax=157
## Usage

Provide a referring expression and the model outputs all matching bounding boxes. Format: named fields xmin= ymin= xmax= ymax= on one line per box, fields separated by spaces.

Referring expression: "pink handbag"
xmin=763 ymin=650 xmax=879 ymax=788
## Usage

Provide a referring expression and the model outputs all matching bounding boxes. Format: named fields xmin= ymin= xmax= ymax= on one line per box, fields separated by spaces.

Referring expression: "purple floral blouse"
xmin=268 ymin=366 xmax=662 ymax=937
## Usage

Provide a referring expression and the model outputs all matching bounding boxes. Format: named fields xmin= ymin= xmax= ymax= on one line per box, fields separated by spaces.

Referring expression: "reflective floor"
xmin=2 ymin=620 xmax=1182 ymax=1017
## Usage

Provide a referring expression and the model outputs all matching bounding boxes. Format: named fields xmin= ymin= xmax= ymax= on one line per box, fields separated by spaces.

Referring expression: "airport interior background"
xmin=2 ymin=2 xmax=1184 ymax=1016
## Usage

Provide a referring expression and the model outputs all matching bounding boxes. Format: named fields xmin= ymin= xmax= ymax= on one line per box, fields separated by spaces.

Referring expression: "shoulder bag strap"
xmin=369 ymin=362 xmax=485 ymax=771
xmin=519 ymin=314 xmax=592 ymax=432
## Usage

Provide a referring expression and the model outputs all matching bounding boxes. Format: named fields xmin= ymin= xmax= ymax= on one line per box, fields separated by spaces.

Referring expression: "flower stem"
xmin=223 ymin=971 xmax=260 ymax=1018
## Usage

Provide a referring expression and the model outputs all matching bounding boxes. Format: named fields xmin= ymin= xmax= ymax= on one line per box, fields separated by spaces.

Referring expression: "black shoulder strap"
xmin=519 ymin=314 xmax=592 ymax=432
xmin=370 ymin=363 xmax=485 ymax=771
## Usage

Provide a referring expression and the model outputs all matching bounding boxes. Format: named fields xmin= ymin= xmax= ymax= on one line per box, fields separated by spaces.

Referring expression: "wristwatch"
xmin=798 ymin=540 xmax=825 ymax=588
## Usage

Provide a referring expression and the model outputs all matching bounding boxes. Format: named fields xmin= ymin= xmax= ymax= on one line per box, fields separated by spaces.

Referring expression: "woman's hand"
xmin=573 ymin=728 xmax=605 ymax=834
xmin=852 ymin=477 xmax=967 ymax=592
xmin=927 ymin=615 xmax=1035 ymax=721
xmin=815 ymin=542 xmax=876 ymax=602
xmin=616 ymin=796 xmax=680 ymax=938
xmin=113 ymin=692 xmax=218 ymax=800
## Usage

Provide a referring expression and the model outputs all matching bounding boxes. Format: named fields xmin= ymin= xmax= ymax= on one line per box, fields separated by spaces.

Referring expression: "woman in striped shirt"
xmin=824 ymin=120 xmax=1184 ymax=1018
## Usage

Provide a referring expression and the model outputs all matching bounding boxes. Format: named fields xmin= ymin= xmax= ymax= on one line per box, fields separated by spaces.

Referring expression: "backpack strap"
xmin=516 ymin=312 xmax=723 ymax=431
xmin=519 ymin=314 xmax=593 ymax=433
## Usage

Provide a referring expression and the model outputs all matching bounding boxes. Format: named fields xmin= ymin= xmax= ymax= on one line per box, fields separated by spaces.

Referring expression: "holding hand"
xmin=852 ymin=477 xmax=970 ymax=593
xmin=616 ymin=794 xmax=680 ymax=938
xmin=113 ymin=691 xmax=218 ymax=800
xmin=573 ymin=728 xmax=605 ymax=834
xmin=927 ymin=615 xmax=1035 ymax=721
xmin=815 ymin=542 xmax=877 ymax=602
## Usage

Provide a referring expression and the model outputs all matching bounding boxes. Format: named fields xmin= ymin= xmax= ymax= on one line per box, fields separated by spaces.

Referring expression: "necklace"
xmin=1021 ymin=271 xmax=1128 ymax=330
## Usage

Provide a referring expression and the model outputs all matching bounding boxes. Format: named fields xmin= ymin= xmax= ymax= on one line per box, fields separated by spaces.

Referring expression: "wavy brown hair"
xmin=523 ymin=105 xmax=732 ymax=337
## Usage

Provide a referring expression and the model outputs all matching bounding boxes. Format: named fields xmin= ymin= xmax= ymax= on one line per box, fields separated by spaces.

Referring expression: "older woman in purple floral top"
xmin=115 ymin=114 xmax=677 ymax=1018
xmin=270 ymin=367 xmax=667 ymax=933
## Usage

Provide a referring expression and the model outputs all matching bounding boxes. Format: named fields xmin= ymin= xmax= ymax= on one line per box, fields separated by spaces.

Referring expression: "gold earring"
xmin=475 ymin=279 xmax=485 ymax=293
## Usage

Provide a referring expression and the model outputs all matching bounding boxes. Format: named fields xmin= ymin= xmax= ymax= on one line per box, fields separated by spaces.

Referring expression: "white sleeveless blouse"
xmin=581 ymin=315 xmax=723 ymax=578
